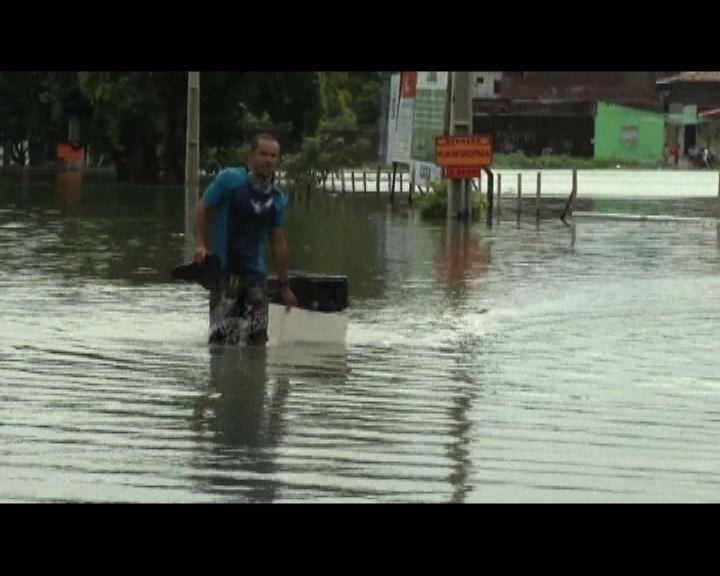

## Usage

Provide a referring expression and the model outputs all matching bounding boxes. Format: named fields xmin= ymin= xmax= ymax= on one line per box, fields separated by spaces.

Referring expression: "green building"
xmin=594 ymin=102 xmax=665 ymax=164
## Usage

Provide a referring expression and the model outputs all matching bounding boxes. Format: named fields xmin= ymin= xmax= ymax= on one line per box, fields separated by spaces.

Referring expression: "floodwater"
xmin=1 ymin=171 xmax=719 ymax=502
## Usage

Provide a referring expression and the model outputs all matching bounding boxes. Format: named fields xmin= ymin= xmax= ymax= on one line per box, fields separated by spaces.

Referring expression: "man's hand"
xmin=281 ymin=285 xmax=297 ymax=311
xmin=270 ymin=228 xmax=295 ymax=311
xmin=194 ymin=245 xmax=208 ymax=264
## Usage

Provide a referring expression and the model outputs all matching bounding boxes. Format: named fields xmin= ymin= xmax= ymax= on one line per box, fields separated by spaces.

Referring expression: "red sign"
xmin=447 ymin=166 xmax=482 ymax=179
xmin=400 ymin=72 xmax=417 ymax=98
xmin=435 ymin=135 xmax=493 ymax=167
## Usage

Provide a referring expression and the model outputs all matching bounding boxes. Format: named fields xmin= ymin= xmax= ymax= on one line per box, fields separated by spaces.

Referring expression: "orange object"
xmin=57 ymin=143 xmax=84 ymax=164
xmin=435 ymin=135 xmax=493 ymax=167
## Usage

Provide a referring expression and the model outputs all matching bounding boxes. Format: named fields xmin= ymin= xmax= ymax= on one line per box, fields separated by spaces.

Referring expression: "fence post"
xmin=390 ymin=163 xmax=397 ymax=204
xmin=497 ymin=173 xmax=502 ymax=220
xmin=517 ymin=173 xmax=522 ymax=220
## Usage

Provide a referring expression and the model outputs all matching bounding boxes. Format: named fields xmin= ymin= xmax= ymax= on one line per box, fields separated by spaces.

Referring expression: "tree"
xmin=240 ymin=72 xmax=322 ymax=146
xmin=318 ymin=72 xmax=383 ymax=127
xmin=0 ymin=72 xmax=55 ymax=165
xmin=78 ymin=72 xmax=323 ymax=181
xmin=0 ymin=71 xmax=374 ymax=179
xmin=78 ymin=71 xmax=186 ymax=181
xmin=346 ymin=72 xmax=383 ymax=126
xmin=202 ymin=72 xmax=322 ymax=153
xmin=319 ymin=72 xmax=356 ymax=125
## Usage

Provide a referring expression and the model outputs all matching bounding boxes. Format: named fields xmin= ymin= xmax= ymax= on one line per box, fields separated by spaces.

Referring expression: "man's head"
xmin=248 ymin=133 xmax=280 ymax=179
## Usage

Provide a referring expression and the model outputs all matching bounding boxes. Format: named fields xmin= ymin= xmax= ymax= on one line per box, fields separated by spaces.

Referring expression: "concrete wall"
xmin=502 ymin=72 xmax=657 ymax=103
xmin=659 ymin=82 xmax=720 ymax=109
xmin=474 ymin=114 xmax=594 ymax=156
xmin=472 ymin=72 xmax=502 ymax=99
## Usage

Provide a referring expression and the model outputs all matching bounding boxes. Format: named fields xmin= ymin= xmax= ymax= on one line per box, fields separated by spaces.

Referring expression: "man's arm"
xmin=192 ymin=168 xmax=242 ymax=263
xmin=192 ymin=200 xmax=211 ymax=263
xmin=270 ymin=226 xmax=297 ymax=309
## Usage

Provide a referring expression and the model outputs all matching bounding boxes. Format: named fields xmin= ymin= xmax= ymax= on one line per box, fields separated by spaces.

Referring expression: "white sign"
xmin=413 ymin=161 xmax=442 ymax=187
xmin=388 ymin=72 xmax=415 ymax=165
xmin=385 ymin=73 xmax=400 ymax=165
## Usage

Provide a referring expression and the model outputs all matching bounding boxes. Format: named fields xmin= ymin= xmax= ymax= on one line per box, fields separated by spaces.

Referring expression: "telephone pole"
xmin=185 ymin=71 xmax=200 ymax=194
xmin=185 ymin=72 xmax=201 ymax=263
xmin=447 ymin=72 xmax=473 ymax=220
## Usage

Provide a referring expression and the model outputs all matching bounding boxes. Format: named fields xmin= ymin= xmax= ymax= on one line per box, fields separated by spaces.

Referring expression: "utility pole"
xmin=185 ymin=72 xmax=200 ymax=263
xmin=447 ymin=72 xmax=473 ymax=220
xmin=185 ymin=71 xmax=200 ymax=194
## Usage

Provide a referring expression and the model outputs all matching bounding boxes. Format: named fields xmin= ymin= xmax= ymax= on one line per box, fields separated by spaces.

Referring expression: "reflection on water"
xmin=435 ymin=221 xmax=492 ymax=303
xmin=188 ymin=346 xmax=289 ymax=502
xmin=2 ymin=173 xmax=720 ymax=502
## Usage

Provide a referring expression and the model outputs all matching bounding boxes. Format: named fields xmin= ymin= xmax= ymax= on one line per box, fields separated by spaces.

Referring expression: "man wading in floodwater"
xmin=192 ymin=133 xmax=297 ymax=345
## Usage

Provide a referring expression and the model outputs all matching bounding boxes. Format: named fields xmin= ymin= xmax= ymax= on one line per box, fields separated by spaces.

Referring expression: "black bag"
xmin=171 ymin=254 xmax=221 ymax=291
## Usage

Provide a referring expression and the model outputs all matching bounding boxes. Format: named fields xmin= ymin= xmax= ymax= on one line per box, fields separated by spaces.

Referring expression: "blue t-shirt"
xmin=202 ymin=167 xmax=287 ymax=275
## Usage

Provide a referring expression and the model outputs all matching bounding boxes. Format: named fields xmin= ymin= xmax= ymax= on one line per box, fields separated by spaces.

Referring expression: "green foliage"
xmin=280 ymin=134 xmax=344 ymax=191
xmin=0 ymin=72 xmax=50 ymax=143
xmin=78 ymin=71 xmax=186 ymax=180
xmin=279 ymin=130 xmax=377 ymax=191
xmin=203 ymin=144 xmax=251 ymax=174
xmin=77 ymin=71 xmax=324 ymax=181
xmin=1 ymin=71 xmax=382 ymax=180
xmin=417 ymin=179 xmax=487 ymax=220
xmin=319 ymin=72 xmax=356 ymax=123
xmin=0 ymin=71 xmax=90 ymax=165
xmin=319 ymin=72 xmax=383 ymax=127
xmin=346 ymin=72 xmax=383 ymax=125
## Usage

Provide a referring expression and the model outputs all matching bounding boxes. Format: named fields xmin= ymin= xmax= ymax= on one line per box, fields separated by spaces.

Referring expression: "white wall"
xmin=472 ymin=72 xmax=502 ymax=99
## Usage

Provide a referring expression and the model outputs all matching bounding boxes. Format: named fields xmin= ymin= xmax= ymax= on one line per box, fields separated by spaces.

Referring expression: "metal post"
xmin=464 ymin=179 xmax=471 ymax=218
xmin=390 ymin=162 xmax=397 ymax=204
xmin=517 ymin=173 xmax=522 ymax=221
xmin=572 ymin=168 xmax=578 ymax=195
xmin=497 ymin=173 xmax=502 ymax=220
xmin=536 ymin=171 xmax=541 ymax=220
xmin=408 ymin=166 xmax=415 ymax=206
xmin=485 ymin=167 xmax=494 ymax=227
xmin=561 ymin=168 xmax=578 ymax=222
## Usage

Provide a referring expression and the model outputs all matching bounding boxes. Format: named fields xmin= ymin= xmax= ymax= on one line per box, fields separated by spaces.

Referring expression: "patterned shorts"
xmin=208 ymin=274 xmax=269 ymax=345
